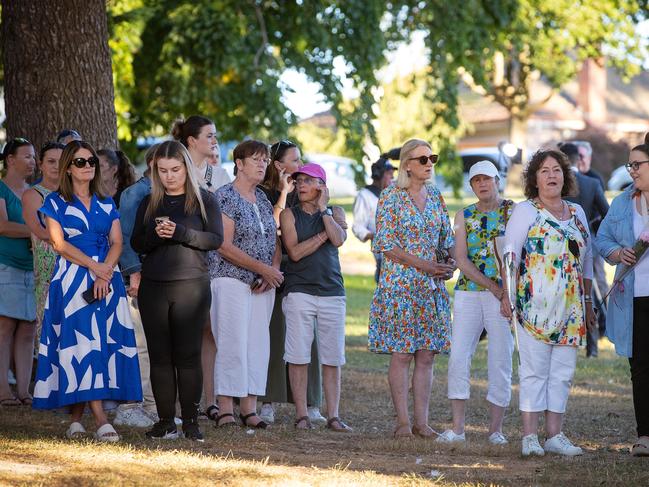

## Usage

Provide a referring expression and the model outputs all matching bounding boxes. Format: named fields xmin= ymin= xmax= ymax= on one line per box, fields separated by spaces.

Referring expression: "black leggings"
xmin=139 ymin=277 xmax=211 ymax=422
xmin=630 ymin=296 xmax=649 ymax=437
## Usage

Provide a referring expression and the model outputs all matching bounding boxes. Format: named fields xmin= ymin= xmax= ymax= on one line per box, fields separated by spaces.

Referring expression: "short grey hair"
xmin=572 ymin=140 xmax=592 ymax=157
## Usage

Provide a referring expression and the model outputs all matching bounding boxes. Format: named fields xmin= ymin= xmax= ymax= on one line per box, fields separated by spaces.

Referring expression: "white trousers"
xmin=518 ymin=324 xmax=578 ymax=413
xmin=211 ymin=277 xmax=275 ymax=397
xmin=447 ymin=291 xmax=514 ymax=407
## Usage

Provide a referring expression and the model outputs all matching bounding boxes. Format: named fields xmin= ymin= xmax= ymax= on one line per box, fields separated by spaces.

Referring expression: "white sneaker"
xmin=307 ymin=407 xmax=327 ymax=425
xmin=544 ymin=432 xmax=583 ymax=456
xmin=435 ymin=429 xmax=466 ymax=443
xmin=522 ymin=434 xmax=545 ymax=456
xmin=114 ymin=406 xmax=155 ymax=428
xmin=488 ymin=432 xmax=509 ymax=445
xmin=259 ymin=403 xmax=275 ymax=424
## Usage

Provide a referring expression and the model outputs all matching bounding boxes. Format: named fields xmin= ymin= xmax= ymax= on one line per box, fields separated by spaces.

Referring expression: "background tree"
xmin=396 ymin=0 xmax=647 ymax=151
xmin=1 ymin=0 xmax=118 ymax=151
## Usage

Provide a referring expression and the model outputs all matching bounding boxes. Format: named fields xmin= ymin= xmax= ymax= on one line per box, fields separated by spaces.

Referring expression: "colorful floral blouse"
xmin=507 ymin=200 xmax=592 ymax=347
xmin=455 ymin=199 xmax=513 ymax=291
xmin=368 ymin=183 xmax=455 ymax=354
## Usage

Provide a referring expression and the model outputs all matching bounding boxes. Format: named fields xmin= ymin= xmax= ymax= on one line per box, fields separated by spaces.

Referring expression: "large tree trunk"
xmin=1 ymin=0 xmax=117 ymax=152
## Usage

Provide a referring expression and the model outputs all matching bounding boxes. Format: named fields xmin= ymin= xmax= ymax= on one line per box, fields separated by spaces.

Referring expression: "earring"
xmin=406 ymin=169 xmax=411 ymax=177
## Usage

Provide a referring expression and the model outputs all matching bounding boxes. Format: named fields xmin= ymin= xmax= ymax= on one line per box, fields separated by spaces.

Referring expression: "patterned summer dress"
xmin=32 ymin=192 xmax=142 ymax=409
xmin=517 ymin=201 xmax=590 ymax=347
xmin=30 ymin=185 xmax=57 ymax=341
xmin=368 ymin=183 xmax=455 ymax=354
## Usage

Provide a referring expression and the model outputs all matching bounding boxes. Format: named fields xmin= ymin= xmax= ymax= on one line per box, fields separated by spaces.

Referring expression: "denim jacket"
xmin=595 ymin=186 xmax=636 ymax=358
xmin=119 ymin=176 xmax=151 ymax=276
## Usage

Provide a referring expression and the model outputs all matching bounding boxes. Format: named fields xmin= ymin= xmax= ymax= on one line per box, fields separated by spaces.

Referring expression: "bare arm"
xmin=0 ymin=199 xmax=31 ymax=238
xmin=103 ymin=219 xmax=123 ymax=268
xmin=280 ymin=208 xmax=327 ymax=262
xmin=453 ymin=210 xmax=503 ymax=298
xmin=322 ymin=206 xmax=347 ymax=247
xmin=21 ymin=189 xmax=50 ymax=241
xmin=46 ymin=216 xmax=113 ymax=281
xmin=217 ymin=214 xmax=283 ymax=287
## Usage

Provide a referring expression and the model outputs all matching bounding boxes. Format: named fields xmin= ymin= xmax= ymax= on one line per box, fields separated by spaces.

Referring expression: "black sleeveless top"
xmin=283 ymin=205 xmax=345 ymax=297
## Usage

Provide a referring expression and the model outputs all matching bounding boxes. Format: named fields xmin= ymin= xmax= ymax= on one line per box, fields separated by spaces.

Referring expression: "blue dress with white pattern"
xmin=32 ymin=192 xmax=142 ymax=409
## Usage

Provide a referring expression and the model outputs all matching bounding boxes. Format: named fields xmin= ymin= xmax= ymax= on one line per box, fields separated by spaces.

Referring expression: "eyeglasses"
xmin=71 ymin=156 xmax=99 ymax=168
xmin=408 ymin=154 xmax=439 ymax=165
xmin=271 ymin=139 xmax=296 ymax=161
xmin=247 ymin=156 xmax=271 ymax=166
xmin=625 ymin=160 xmax=649 ymax=172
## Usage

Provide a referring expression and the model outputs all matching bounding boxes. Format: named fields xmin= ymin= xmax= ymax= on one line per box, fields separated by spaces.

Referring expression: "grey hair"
xmin=572 ymin=140 xmax=593 ymax=157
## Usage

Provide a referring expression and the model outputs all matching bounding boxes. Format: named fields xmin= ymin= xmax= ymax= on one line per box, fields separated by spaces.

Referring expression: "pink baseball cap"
xmin=290 ymin=163 xmax=327 ymax=183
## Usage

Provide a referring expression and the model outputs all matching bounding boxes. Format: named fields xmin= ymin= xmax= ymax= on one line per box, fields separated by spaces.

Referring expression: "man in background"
xmin=352 ymin=153 xmax=396 ymax=282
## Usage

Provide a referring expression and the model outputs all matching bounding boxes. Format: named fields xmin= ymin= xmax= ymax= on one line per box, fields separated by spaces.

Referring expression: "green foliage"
xmin=109 ymin=0 xmax=394 ymax=166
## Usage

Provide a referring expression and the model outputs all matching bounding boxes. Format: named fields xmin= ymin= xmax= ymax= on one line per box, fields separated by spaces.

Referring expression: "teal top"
xmin=0 ymin=180 xmax=33 ymax=271
xmin=454 ymin=199 xmax=513 ymax=292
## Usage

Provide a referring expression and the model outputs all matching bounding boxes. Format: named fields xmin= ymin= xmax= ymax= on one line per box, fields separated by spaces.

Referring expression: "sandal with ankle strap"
xmin=294 ymin=415 xmax=314 ymax=430
xmin=214 ymin=412 xmax=237 ymax=428
xmin=239 ymin=412 xmax=268 ymax=429
xmin=326 ymin=417 xmax=352 ymax=433
xmin=205 ymin=404 xmax=219 ymax=421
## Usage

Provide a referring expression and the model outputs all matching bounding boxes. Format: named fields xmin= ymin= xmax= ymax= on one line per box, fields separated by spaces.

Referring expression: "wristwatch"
xmin=321 ymin=208 xmax=333 ymax=217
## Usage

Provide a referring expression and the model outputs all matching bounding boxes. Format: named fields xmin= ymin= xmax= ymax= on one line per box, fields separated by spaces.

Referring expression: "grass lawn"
xmin=1 ymin=193 xmax=645 ymax=486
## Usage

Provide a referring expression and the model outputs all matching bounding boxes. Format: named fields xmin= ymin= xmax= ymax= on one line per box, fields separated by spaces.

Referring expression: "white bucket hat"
xmin=468 ymin=160 xmax=499 ymax=181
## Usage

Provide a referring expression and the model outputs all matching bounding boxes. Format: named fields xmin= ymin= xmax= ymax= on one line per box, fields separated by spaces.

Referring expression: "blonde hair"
xmin=145 ymin=140 xmax=207 ymax=223
xmin=396 ymin=138 xmax=433 ymax=189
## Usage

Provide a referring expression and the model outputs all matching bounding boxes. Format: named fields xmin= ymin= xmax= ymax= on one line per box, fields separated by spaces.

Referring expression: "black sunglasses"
xmin=71 ymin=156 xmax=99 ymax=168
xmin=3 ymin=137 xmax=32 ymax=153
xmin=271 ymin=139 xmax=296 ymax=161
xmin=408 ymin=154 xmax=439 ymax=165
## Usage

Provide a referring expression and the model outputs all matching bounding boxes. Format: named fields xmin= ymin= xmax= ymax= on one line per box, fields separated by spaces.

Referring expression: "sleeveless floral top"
xmin=517 ymin=201 xmax=589 ymax=347
xmin=455 ymin=199 xmax=514 ymax=291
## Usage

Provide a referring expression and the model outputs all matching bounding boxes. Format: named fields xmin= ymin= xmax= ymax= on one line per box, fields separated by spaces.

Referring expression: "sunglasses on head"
xmin=3 ymin=137 xmax=32 ymax=155
xmin=271 ymin=139 xmax=296 ymax=161
xmin=408 ymin=154 xmax=439 ymax=165
xmin=71 ymin=156 xmax=99 ymax=168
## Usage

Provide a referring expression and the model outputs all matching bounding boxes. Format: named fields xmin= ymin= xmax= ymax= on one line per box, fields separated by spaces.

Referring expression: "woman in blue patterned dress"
xmin=33 ymin=141 xmax=142 ymax=442
xmin=368 ymin=138 xmax=456 ymax=438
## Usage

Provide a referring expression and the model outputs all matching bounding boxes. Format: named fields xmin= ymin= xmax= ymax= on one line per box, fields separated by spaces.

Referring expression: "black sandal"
xmin=205 ymin=404 xmax=220 ymax=421
xmin=239 ymin=412 xmax=268 ymax=429
xmin=294 ymin=415 xmax=314 ymax=430
xmin=214 ymin=412 xmax=237 ymax=428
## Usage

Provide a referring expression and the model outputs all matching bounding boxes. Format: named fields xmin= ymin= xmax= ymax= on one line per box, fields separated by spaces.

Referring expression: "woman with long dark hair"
xmin=33 ymin=140 xmax=142 ymax=441
xmin=132 ymin=140 xmax=223 ymax=441
xmin=97 ymin=149 xmax=136 ymax=207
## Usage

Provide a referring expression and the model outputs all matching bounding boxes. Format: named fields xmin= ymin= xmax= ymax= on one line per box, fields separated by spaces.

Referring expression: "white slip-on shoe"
xmin=66 ymin=422 xmax=87 ymax=439
xmin=95 ymin=423 xmax=120 ymax=443
xmin=435 ymin=429 xmax=466 ymax=444
xmin=544 ymin=432 xmax=583 ymax=456
xmin=259 ymin=403 xmax=275 ymax=424
xmin=488 ymin=431 xmax=509 ymax=445
xmin=114 ymin=406 xmax=155 ymax=428
xmin=522 ymin=434 xmax=545 ymax=456
xmin=307 ymin=407 xmax=327 ymax=425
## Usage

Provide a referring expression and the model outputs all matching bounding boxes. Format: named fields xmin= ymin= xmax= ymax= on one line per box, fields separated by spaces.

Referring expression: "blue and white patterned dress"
xmin=32 ymin=192 xmax=142 ymax=409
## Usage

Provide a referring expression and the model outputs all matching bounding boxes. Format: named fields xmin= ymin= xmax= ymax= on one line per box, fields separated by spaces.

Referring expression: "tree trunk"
xmin=1 ymin=0 xmax=117 ymax=152
xmin=506 ymin=115 xmax=528 ymax=194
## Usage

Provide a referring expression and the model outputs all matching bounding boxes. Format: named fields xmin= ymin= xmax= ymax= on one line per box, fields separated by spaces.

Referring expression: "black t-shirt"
xmin=131 ymin=189 xmax=224 ymax=281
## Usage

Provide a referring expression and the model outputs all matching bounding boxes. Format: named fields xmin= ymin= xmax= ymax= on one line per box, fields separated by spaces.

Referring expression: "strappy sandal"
xmin=326 ymin=417 xmax=353 ymax=433
xmin=66 ymin=421 xmax=87 ymax=439
xmin=19 ymin=395 xmax=33 ymax=406
xmin=412 ymin=424 xmax=435 ymax=438
xmin=294 ymin=415 xmax=314 ymax=430
xmin=205 ymin=404 xmax=220 ymax=421
xmin=0 ymin=396 xmax=21 ymax=407
xmin=95 ymin=423 xmax=120 ymax=443
xmin=393 ymin=423 xmax=414 ymax=438
xmin=214 ymin=412 xmax=237 ymax=428
xmin=239 ymin=412 xmax=268 ymax=429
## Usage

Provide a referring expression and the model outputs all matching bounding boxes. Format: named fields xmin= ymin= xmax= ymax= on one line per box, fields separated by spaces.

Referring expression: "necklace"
xmin=538 ymin=198 xmax=566 ymax=220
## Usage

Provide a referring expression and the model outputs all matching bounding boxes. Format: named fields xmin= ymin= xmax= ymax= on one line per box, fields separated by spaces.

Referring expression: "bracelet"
xmin=275 ymin=204 xmax=285 ymax=210
xmin=584 ymin=296 xmax=592 ymax=302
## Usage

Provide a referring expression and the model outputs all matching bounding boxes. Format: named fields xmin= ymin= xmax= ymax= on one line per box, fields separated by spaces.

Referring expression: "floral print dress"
xmin=368 ymin=183 xmax=455 ymax=354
